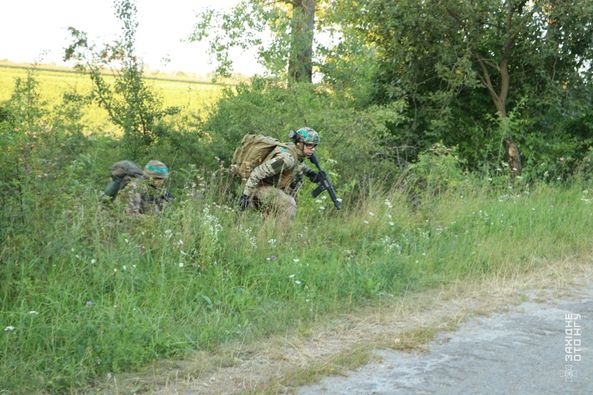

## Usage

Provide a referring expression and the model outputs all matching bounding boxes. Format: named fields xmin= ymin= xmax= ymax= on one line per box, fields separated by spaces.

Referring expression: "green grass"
xmin=0 ymin=63 xmax=224 ymax=134
xmin=2 ymin=165 xmax=593 ymax=393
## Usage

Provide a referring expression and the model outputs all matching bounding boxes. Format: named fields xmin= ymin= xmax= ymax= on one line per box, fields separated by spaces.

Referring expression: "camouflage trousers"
xmin=252 ymin=185 xmax=297 ymax=224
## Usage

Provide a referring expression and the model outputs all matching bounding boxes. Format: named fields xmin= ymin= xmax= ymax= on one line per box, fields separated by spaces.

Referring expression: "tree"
xmin=359 ymin=0 xmax=593 ymax=176
xmin=190 ymin=0 xmax=319 ymax=84
xmin=64 ymin=0 xmax=179 ymax=153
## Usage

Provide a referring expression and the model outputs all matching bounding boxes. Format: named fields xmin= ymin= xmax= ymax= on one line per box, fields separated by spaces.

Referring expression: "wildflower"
xmin=4 ymin=326 xmax=15 ymax=332
xmin=266 ymin=255 xmax=278 ymax=261
xmin=90 ymin=259 xmax=96 ymax=264
xmin=293 ymin=258 xmax=300 ymax=263
xmin=369 ymin=211 xmax=375 ymax=216
xmin=124 ymin=239 xmax=129 ymax=244
xmin=363 ymin=220 xmax=369 ymax=224
xmin=268 ymin=239 xmax=277 ymax=247
xmin=179 ymin=262 xmax=184 ymax=268
xmin=289 ymin=274 xmax=296 ymax=279
xmin=86 ymin=300 xmax=94 ymax=307
xmin=28 ymin=311 xmax=39 ymax=315
xmin=122 ymin=265 xmax=127 ymax=271
xmin=295 ymin=280 xmax=303 ymax=286
xmin=315 ymin=199 xmax=323 ymax=204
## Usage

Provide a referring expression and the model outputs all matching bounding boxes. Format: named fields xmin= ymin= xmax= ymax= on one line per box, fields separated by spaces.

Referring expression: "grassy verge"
xmin=2 ymin=172 xmax=593 ymax=393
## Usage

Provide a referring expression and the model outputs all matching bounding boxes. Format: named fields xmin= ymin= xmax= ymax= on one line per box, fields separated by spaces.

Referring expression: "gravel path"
xmin=297 ymin=285 xmax=593 ymax=395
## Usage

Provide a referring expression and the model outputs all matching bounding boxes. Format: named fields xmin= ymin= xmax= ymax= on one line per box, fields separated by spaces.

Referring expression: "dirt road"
xmin=297 ymin=284 xmax=592 ymax=395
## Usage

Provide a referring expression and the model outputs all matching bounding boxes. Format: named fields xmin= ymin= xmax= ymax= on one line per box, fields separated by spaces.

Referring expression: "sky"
xmin=1 ymin=0 xmax=262 ymax=76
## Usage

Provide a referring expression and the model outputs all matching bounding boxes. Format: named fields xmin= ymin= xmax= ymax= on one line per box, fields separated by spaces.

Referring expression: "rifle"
xmin=309 ymin=153 xmax=341 ymax=209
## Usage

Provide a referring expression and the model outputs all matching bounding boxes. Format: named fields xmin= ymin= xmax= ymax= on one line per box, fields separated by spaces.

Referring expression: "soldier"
xmin=239 ymin=127 xmax=322 ymax=223
xmin=119 ymin=160 xmax=173 ymax=215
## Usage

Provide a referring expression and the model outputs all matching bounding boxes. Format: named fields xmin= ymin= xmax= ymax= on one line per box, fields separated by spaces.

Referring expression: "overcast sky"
xmin=1 ymin=0 xmax=262 ymax=76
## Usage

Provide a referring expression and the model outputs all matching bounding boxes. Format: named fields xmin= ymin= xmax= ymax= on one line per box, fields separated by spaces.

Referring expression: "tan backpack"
xmin=231 ymin=134 xmax=289 ymax=181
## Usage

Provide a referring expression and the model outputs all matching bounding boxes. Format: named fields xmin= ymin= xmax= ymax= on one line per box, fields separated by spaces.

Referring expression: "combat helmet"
xmin=143 ymin=160 xmax=170 ymax=179
xmin=291 ymin=127 xmax=320 ymax=146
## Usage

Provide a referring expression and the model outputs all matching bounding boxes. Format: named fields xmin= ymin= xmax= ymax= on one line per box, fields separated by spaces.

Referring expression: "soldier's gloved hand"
xmin=239 ymin=194 xmax=251 ymax=211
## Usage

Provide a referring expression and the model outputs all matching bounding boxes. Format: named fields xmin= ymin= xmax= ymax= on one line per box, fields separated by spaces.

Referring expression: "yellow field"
xmin=0 ymin=64 xmax=226 ymax=133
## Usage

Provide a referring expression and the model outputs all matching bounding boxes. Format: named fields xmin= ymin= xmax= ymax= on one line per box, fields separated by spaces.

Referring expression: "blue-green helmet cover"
xmin=295 ymin=127 xmax=320 ymax=145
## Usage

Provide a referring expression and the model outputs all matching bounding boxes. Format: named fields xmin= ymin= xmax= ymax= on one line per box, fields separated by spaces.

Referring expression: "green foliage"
xmin=340 ymin=0 xmax=593 ymax=174
xmin=399 ymin=143 xmax=471 ymax=207
xmin=5 ymin=1 xmax=593 ymax=392
xmin=64 ymin=0 xmax=181 ymax=155
xmin=3 ymin=146 xmax=593 ymax=393
xmin=202 ymin=78 xmax=410 ymax=190
xmin=190 ymin=0 xmax=319 ymax=83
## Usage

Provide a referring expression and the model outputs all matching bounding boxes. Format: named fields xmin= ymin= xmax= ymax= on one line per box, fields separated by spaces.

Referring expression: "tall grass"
xmin=2 ymin=164 xmax=593 ymax=392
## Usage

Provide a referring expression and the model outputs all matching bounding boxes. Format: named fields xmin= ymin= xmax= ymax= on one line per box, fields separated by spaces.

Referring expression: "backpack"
xmin=103 ymin=160 xmax=144 ymax=199
xmin=231 ymin=134 xmax=289 ymax=181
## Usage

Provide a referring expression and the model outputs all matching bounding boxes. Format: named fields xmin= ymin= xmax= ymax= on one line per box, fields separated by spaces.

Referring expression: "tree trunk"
xmin=288 ymin=0 xmax=315 ymax=84
xmin=498 ymin=57 xmax=522 ymax=178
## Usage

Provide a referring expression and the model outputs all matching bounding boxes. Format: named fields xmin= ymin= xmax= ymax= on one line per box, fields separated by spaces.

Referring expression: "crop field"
xmin=0 ymin=63 xmax=225 ymax=133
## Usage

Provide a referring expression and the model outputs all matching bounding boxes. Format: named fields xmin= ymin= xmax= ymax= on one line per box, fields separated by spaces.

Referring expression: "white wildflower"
xmin=28 ymin=311 xmax=39 ymax=315
xmin=293 ymin=258 xmax=300 ymax=263
xmin=4 ymin=326 xmax=15 ymax=332
xmin=179 ymin=262 xmax=184 ymax=268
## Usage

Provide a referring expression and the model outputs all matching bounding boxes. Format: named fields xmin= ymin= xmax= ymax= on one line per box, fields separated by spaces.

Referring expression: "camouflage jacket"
xmin=118 ymin=178 xmax=171 ymax=215
xmin=243 ymin=143 xmax=316 ymax=197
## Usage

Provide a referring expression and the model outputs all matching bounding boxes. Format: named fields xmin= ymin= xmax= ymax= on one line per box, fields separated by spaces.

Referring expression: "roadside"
xmin=95 ymin=258 xmax=593 ymax=394
xmin=298 ymin=272 xmax=593 ymax=394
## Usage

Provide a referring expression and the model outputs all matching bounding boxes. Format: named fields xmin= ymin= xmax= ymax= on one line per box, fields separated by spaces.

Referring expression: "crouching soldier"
xmin=120 ymin=160 xmax=173 ymax=215
xmin=239 ymin=127 xmax=322 ymax=224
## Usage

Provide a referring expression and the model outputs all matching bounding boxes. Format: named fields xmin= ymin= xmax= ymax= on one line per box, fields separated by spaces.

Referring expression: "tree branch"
xmin=476 ymin=55 xmax=499 ymax=104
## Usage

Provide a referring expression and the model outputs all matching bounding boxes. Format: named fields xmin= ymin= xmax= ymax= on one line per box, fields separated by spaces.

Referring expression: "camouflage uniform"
xmin=119 ymin=178 xmax=171 ymax=215
xmin=243 ymin=143 xmax=317 ymax=222
xmin=117 ymin=160 xmax=172 ymax=215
